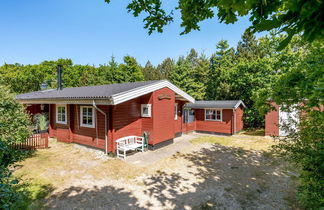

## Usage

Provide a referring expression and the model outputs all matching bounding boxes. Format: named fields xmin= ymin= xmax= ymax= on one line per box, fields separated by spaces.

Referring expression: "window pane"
xmin=82 ymin=116 xmax=87 ymax=124
xmin=88 ymin=108 xmax=92 ymax=115
xmin=61 ymin=114 xmax=65 ymax=122
xmin=88 ymin=118 xmax=93 ymax=125
xmin=143 ymin=107 xmax=148 ymax=115
xmin=58 ymin=114 xmax=62 ymax=121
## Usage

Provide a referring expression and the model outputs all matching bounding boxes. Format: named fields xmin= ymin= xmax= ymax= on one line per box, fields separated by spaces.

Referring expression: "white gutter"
xmin=92 ymin=100 xmax=108 ymax=154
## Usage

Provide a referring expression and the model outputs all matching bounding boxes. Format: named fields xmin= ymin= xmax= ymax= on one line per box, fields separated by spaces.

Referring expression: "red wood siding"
xmin=235 ymin=105 xmax=244 ymax=132
xmin=111 ymin=98 xmax=142 ymax=151
xmin=195 ymin=109 xmax=233 ymax=134
xmin=25 ymin=104 xmax=41 ymax=116
xmin=49 ymin=104 xmax=71 ymax=142
xmin=182 ymin=121 xmax=196 ymax=133
xmin=72 ymin=104 xmax=108 ymax=150
xmin=265 ymin=103 xmax=279 ymax=136
xmin=151 ymin=88 xmax=175 ymax=144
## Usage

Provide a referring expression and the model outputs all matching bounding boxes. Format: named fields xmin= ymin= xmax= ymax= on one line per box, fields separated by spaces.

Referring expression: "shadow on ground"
xmin=143 ymin=144 xmax=296 ymax=209
xmin=45 ymin=186 xmax=145 ymax=210
xmin=42 ymin=144 xmax=297 ymax=209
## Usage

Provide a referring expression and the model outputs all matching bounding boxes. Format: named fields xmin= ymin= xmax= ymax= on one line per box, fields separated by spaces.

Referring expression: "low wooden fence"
xmin=12 ymin=133 xmax=49 ymax=150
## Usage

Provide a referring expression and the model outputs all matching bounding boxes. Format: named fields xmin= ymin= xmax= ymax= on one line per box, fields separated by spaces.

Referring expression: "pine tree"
xmin=115 ymin=56 xmax=144 ymax=82
xmin=142 ymin=61 xmax=161 ymax=80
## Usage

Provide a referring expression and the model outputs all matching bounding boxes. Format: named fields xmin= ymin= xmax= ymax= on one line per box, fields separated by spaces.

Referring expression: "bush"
xmin=34 ymin=113 xmax=49 ymax=132
xmin=274 ymin=110 xmax=324 ymax=208
xmin=0 ymin=85 xmax=32 ymax=209
xmin=243 ymin=107 xmax=264 ymax=128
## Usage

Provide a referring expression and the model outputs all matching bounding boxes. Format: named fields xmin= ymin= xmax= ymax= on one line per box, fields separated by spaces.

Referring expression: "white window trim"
xmin=80 ymin=106 xmax=96 ymax=128
xmin=56 ymin=104 xmax=67 ymax=124
xmin=141 ymin=104 xmax=152 ymax=117
xmin=205 ymin=109 xmax=222 ymax=121
xmin=174 ymin=103 xmax=178 ymax=120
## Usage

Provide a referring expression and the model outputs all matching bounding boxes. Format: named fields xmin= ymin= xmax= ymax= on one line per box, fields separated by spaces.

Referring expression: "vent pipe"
xmin=57 ymin=65 xmax=63 ymax=90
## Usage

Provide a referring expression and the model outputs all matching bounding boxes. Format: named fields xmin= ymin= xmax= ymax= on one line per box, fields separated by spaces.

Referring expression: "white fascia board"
xmin=17 ymin=99 xmax=112 ymax=105
xmin=111 ymin=80 xmax=195 ymax=105
xmin=234 ymin=100 xmax=246 ymax=109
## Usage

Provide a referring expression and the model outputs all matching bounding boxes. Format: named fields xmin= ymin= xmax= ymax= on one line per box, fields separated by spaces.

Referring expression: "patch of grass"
xmin=190 ymin=135 xmax=276 ymax=151
xmin=12 ymin=176 xmax=54 ymax=210
xmin=90 ymin=159 xmax=145 ymax=180
xmin=238 ymin=128 xmax=265 ymax=136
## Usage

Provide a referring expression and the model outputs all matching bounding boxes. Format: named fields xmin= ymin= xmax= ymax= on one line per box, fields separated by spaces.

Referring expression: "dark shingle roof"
xmin=16 ymin=80 xmax=162 ymax=100
xmin=185 ymin=100 xmax=246 ymax=109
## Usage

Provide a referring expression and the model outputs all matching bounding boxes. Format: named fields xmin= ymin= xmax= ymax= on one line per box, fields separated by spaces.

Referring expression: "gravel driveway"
xmin=16 ymin=134 xmax=297 ymax=210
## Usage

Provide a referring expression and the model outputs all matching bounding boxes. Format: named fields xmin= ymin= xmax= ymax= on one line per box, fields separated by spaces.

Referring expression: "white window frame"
xmin=80 ymin=106 xmax=95 ymax=128
xmin=174 ymin=103 xmax=178 ymax=120
xmin=56 ymin=104 xmax=67 ymax=124
xmin=205 ymin=109 xmax=222 ymax=121
xmin=141 ymin=104 xmax=152 ymax=117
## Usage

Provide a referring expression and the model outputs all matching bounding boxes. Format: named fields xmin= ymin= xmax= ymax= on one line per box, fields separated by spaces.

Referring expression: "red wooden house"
xmin=16 ymin=80 xmax=245 ymax=153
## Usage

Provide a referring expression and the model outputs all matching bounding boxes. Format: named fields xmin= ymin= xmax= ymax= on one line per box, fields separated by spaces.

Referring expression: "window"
xmin=205 ymin=109 xmax=222 ymax=121
xmin=141 ymin=104 xmax=151 ymax=117
xmin=174 ymin=103 xmax=178 ymax=120
xmin=80 ymin=106 xmax=95 ymax=128
xmin=56 ymin=104 xmax=67 ymax=124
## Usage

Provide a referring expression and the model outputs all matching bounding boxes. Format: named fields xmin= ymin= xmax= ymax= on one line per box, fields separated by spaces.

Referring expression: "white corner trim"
xmin=111 ymin=80 xmax=195 ymax=105
xmin=80 ymin=106 xmax=96 ymax=128
xmin=234 ymin=100 xmax=246 ymax=109
xmin=56 ymin=104 xmax=67 ymax=124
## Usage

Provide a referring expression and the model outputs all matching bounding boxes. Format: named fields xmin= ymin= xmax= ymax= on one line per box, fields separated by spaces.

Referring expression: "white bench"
xmin=116 ymin=136 xmax=144 ymax=159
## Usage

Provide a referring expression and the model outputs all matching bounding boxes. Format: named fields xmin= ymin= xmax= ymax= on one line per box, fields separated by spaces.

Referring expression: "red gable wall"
xmin=151 ymin=87 xmax=175 ymax=144
xmin=265 ymin=102 xmax=279 ymax=136
xmin=235 ymin=105 xmax=244 ymax=133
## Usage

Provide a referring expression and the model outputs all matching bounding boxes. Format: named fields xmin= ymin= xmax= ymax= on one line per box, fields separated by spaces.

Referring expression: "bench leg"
xmin=124 ymin=149 xmax=126 ymax=159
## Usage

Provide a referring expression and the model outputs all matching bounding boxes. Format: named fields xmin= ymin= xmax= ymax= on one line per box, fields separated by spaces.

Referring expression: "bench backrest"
xmin=116 ymin=136 xmax=138 ymax=145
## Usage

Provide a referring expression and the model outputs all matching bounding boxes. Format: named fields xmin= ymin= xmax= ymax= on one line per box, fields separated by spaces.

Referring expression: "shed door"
xmin=279 ymin=105 xmax=299 ymax=136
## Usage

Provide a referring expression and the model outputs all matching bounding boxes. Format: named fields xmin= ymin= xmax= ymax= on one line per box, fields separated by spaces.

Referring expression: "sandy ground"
xmin=15 ymin=134 xmax=298 ymax=210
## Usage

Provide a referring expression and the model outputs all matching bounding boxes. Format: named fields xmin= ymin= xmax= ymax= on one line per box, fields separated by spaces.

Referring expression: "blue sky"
xmin=0 ymin=0 xmax=252 ymax=66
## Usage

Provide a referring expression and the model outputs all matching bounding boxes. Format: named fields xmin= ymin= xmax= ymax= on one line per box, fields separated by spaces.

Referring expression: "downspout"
xmin=92 ymin=100 xmax=108 ymax=155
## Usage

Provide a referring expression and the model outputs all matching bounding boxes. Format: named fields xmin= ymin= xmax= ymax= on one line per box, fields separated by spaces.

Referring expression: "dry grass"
xmin=15 ymin=143 xmax=144 ymax=183
xmin=190 ymin=134 xmax=277 ymax=151
xmin=13 ymin=139 xmax=147 ymax=204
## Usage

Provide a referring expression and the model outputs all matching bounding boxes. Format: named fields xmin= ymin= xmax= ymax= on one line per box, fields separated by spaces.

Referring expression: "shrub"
xmin=34 ymin=113 xmax=49 ymax=131
xmin=0 ymin=85 xmax=32 ymax=209
xmin=274 ymin=110 xmax=324 ymax=208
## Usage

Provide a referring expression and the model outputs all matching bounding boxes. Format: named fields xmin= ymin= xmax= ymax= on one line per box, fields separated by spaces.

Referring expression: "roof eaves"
xmin=234 ymin=100 xmax=246 ymax=109
xmin=111 ymin=80 xmax=195 ymax=105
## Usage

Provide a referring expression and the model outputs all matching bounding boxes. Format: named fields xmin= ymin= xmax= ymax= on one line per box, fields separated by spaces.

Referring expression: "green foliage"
xmin=169 ymin=49 xmax=209 ymax=100
xmin=254 ymin=41 xmax=324 ymax=208
xmin=105 ymin=0 xmax=323 ymax=48
xmin=274 ymin=111 xmax=324 ymax=208
xmin=34 ymin=113 xmax=49 ymax=131
xmin=0 ymin=85 xmax=33 ymax=209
